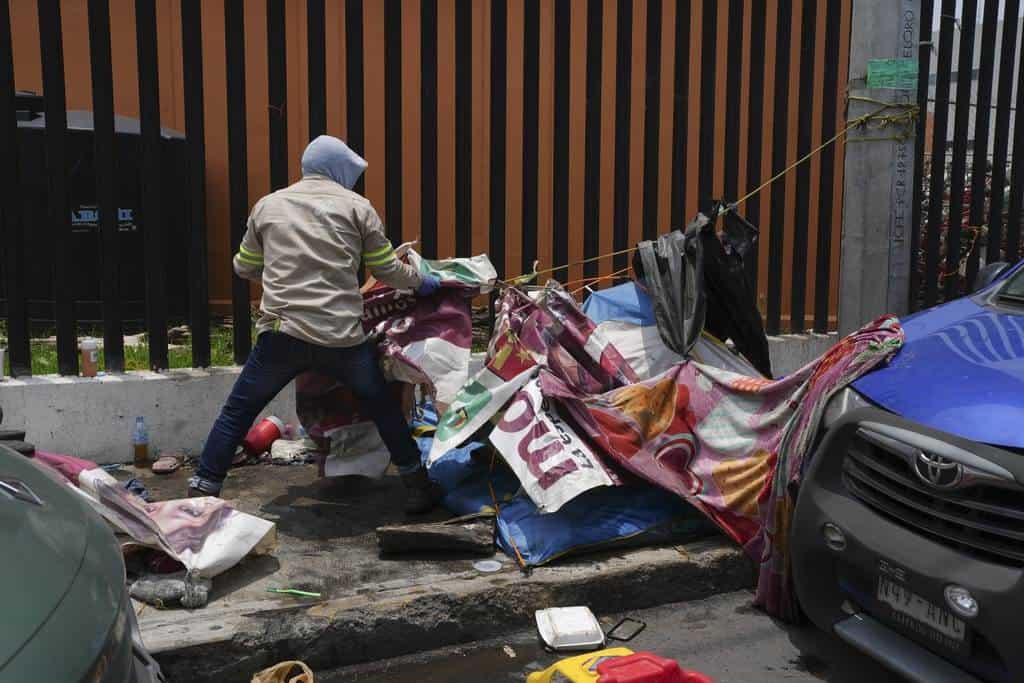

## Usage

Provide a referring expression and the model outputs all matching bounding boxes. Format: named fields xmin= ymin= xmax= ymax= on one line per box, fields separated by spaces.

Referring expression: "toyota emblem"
xmin=914 ymin=451 xmax=963 ymax=490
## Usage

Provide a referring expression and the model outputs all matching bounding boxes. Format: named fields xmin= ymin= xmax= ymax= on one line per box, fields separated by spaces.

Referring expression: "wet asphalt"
xmin=320 ymin=590 xmax=905 ymax=683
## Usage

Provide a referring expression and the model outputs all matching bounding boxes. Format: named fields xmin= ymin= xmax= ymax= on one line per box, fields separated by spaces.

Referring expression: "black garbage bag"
xmin=701 ymin=208 xmax=772 ymax=378
xmin=633 ymin=204 xmax=772 ymax=378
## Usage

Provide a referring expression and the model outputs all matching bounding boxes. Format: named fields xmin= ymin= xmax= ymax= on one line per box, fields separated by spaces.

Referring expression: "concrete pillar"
xmin=838 ymin=0 xmax=921 ymax=335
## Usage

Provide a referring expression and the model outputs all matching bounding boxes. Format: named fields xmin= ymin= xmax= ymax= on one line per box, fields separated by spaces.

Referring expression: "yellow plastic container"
xmin=526 ymin=647 xmax=634 ymax=683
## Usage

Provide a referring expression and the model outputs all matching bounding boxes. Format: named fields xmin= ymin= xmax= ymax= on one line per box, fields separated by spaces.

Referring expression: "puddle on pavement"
xmin=320 ymin=637 xmax=554 ymax=682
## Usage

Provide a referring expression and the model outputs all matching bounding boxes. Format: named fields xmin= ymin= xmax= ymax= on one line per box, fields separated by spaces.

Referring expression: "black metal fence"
xmin=913 ymin=0 xmax=1024 ymax=310
xmin=1 ymin=0 xmax=213 ymax=376
xmin=2 ymin=0 xmax=851 ymax=377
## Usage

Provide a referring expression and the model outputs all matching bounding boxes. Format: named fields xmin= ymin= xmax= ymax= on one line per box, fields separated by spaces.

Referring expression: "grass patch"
xmin=1 ymin=322 xmax=248 ymax=376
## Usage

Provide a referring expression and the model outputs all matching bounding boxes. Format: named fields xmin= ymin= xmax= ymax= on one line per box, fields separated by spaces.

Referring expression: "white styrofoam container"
xmin=535 ymin=606 xmax=606 ymax=651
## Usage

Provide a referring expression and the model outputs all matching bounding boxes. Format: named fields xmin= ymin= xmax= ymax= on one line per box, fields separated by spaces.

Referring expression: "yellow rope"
xmin=499 ymin=100 xmax=918 ymax=284
xmin=732 ymin=102 xmax=916 ymax=209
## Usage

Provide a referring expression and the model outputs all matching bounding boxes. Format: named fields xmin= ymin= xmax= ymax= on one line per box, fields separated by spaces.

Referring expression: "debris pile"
xmin=302 ymin=211 xmax=904 ymax=620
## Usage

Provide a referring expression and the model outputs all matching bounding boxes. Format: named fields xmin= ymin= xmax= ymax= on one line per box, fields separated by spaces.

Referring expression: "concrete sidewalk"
xmin=124 ymin=463 xmax=753 ymax=683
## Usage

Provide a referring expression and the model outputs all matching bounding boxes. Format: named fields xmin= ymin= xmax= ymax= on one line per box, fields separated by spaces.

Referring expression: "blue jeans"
xmin=194 ymin=332 xmax=421 ymax=491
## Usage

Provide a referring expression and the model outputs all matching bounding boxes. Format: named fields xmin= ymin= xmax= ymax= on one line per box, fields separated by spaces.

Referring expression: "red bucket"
xmin=241 ymin=416 xmax=285 ymax=456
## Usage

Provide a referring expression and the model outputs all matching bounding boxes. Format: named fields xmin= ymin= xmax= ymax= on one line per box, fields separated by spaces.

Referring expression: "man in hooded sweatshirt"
xmin=188 ymin=135 xmax=444 ymax=513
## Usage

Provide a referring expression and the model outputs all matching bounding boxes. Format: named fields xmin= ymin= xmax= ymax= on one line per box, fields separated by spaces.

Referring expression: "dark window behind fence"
xmin=1 ymin=0 xmax=852 ymax=375
xmin=913 ymin=0 xmax=1024 ymax=310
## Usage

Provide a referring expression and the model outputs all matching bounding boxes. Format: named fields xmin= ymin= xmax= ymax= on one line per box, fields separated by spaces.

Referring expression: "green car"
xmin=0 ymin=446 xmax=164 ymax=682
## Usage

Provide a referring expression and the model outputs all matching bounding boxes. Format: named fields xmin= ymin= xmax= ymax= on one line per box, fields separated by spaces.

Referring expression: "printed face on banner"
xmin=489 ymin=379 xmax=615 ymax=513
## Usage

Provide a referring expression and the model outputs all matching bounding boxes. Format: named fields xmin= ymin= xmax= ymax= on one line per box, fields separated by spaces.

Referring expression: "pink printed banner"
xmin=542 ymin=316 xmax=904 ymax=620
xmin=428 ymin=285 xmax=639 ymax=464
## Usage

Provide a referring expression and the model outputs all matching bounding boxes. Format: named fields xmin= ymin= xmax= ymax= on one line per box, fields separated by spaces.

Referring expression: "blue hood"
xmin=854 ymin=288 xmax=1024 ymax=450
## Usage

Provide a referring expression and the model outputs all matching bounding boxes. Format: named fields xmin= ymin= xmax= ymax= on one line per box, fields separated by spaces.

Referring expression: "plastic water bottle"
xmin=132 ymin=417 xmax=150 ymax=468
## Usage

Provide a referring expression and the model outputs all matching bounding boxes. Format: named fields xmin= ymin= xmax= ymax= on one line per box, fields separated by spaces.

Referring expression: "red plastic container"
xmin=241 ymin=416 xmax=285 ymax=455
xmin=596 ymin=652 xmax=714 ymax=683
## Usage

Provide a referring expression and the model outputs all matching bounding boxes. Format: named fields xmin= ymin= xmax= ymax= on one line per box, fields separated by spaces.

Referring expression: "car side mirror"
xmin=971 ymin=261 xmax=1010 ymax=294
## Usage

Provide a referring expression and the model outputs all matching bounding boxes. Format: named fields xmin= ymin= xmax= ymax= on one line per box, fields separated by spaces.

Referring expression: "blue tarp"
xmin=580 ymin=282 xmax=657 ymax=326
xmin=417 ymin=397 xmax=711 ymax=567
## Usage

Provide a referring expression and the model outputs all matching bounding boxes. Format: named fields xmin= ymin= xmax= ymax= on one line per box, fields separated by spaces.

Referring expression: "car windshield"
xmin=1000 ymin=266 xmax=1024 ymax=302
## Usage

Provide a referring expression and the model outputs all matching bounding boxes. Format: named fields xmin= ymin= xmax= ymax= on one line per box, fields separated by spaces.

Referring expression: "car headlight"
xmin=822 ymin=387 xmax=872 ymax=429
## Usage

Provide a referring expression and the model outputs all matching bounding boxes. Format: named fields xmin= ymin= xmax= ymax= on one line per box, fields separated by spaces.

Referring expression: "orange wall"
xmin=8 ymin=0 xmax=850 ymax=328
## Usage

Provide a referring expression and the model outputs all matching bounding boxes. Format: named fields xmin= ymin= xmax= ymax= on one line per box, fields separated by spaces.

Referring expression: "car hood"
xmin=854 ymin=295 xmax=1024 ymax=449
xmin=0 ymin=450 xmax=89 ymax=669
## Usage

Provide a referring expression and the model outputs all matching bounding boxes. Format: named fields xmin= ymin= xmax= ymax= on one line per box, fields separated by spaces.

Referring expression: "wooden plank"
xmin=376 ymin=517 xmax=495 ymax=556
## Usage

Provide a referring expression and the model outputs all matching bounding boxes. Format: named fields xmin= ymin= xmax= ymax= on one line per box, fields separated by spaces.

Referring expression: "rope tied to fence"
xmin=499 ymin=99 xmax=920 ymax=287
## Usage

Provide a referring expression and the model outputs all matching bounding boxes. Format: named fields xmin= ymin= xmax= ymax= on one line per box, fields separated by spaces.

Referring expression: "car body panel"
xmin=0 ymin=450 xmax=91 ymax=669
xmin=793 ymin=409 xmax=1024 ymax=681
xmin=854 ymin=262 xmax=1024 ymax=450
xmin=0 ymin=448 xmax=130 ymax=681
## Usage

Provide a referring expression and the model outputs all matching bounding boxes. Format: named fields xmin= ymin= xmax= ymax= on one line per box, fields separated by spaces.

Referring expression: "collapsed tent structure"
xmin=296 ymin=214 xmax=904 ymax=620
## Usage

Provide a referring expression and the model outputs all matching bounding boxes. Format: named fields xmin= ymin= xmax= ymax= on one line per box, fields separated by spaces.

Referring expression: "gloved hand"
xmin=415 ymin=273 xmax=441 ymax=297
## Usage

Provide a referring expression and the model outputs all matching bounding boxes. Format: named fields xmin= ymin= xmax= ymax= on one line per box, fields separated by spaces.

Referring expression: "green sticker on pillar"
xmin=867 ymin=58 xmax=918 ymax=90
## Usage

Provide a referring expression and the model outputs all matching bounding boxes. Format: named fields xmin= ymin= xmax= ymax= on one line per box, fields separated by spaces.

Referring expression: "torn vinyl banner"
xmin=489 ymin=378 xmax=616 ymax=513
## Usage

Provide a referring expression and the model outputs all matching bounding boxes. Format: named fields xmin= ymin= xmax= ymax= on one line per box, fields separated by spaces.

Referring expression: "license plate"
xmin=877 ymin=577 xmax=967 ymax=650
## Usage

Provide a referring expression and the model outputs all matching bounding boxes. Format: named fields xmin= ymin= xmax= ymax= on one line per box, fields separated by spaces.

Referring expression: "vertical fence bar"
xmin=640 ymin=0 xmax=661 ymax=242
xmin=696 ymin=0 xmax=716 ymax=213
xmin=87 ymin=0 xmax=124 ymax=372
xmin=722 ymin=0 xmax=742 ymax=203
xmin=346 ymin=0 xmax=366 ymax=195
xmin=182 ymin=0 xmax=210 ymax=367
xmin=583 ymin=0 xmax=602 ymax=279
xmin=668 ymin=0 xmax=689 ymax=231
xmin=225 ymin=0 xmax=251 ymax=363
xmin=385 ymin=0 xmax=403 ymax=244
xmin=524 ymin=0 xmax=540 ymax=272
xmin=0 ymin=0 xmax=29 ymax=376
xmin=268 ymin=0 xmax=288 ymax=191
xmin=490 ymin=0 xmax=507 ymax=278
xmin=743 ymin=0 xmax=765 ymax=292
xmin=988 ymin=0 xmax=1021 ymax=265
xmin=308 ymin=0 xmax=326 ymax=139
xmin=38 ymin=0 xmax=78 ymax=375
xmin=943 ymin=0 xmax=977 ymax=301
xmin=421 ymin=0 xmax=438 ymax=258
xmin=1004 ymin=31 xmax=1024 ymax=263
xmin=552 ymin=0 xmax=571 ymax=279
xmin=924 ymin=1 xmax=956 ymax=308
xmin=814 ymin=0 xmax=842 ymax=332
xmin=455 ymin=0 xmax=472 ymax=258
xmin=766 ymin=0 xmax=793 ymax=335
xmin=789 ymin=0 xmax=816 ymax=333
xmin=136 ymin=0 xmax=168 ymax=370
xmin=909 ymin=0 xmax=935 ymax=313
xmin=611 ymin=0 xmax=632 ymax=273
xmin=966 ymin=0 xmax=998 ymax=287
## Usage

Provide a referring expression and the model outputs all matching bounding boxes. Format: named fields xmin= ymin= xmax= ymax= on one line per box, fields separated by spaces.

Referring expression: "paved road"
xmin=322 ymin=590 xmax=906 ymax=683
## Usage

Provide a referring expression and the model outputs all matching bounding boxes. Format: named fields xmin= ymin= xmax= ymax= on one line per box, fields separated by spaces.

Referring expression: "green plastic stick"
xmin=266 ymin=587 xmax=322 ymax=598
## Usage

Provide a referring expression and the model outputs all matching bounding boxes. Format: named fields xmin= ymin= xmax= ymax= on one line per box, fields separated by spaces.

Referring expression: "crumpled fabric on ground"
xmin=85 ymin=484 xmax=276 ymax=579
xmin=251 ymin=660 xmax=314 ymax=683
xmin=543 ymin=315 xmax=904 ymax=621
xmin=129 ymin=571 xmax=211 ymax=609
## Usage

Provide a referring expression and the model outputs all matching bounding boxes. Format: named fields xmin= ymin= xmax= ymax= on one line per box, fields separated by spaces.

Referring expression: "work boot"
xmin=401 ymin=468 xmax=444 ymax=515
xmin=187 ymin=474 xmax=221 ymax=499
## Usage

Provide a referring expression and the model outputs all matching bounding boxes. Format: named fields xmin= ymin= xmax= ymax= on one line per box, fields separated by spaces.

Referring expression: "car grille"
xmin=842 ymin=430 xmax=1024 ymax=566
